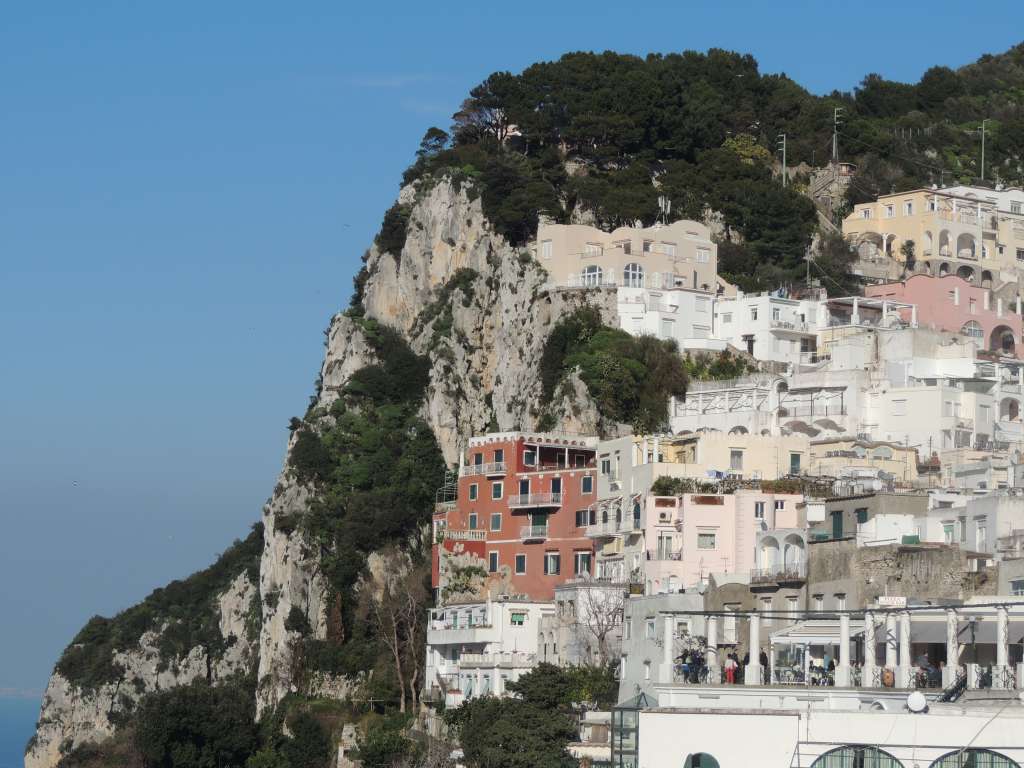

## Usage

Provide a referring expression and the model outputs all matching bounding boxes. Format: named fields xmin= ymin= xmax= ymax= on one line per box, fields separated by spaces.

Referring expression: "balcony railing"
xmin=441 ymin=529 xmax=487 ymax=542
xmin=955 ymin=417 xmax=975 ymax=430
xmin=460 ymin=652 xmax=537 ymax=668
xmin=460 ymin=461 xmax=507 ymax=477
xmin=647 ymin=550 xmax=683 ymax=561
xmin=520 ymin=525 xmax=549 ymax=542
xmin=586 ymin=519 xmax=640 ymax=538
xmin=770 ymin=319 xmax=812 ymax=333
xmin=509 ymin=492 xmax=563 ymax=508
xmin=750 ymin=561 xmax=807 ymax=584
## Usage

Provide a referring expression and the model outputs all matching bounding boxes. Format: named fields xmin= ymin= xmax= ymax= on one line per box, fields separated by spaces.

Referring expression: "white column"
xmin=641 ymin=437 xmax=650 ymax=464
xmin=996 ymin=606 xmax=1009 ymax=689
xmin=835 ymin=613 xmax=851 ymax=687
xmin=944 ymin=609 xmax=961 ymax=687
xmin=706 ymin=616 xmax=720 ymax=683
xmin=852 ymin=296 xmax=860 ymax=326
xmin=653 ymin=436 xmax=661 ymax=462
xmin=882 ymin=301 xmax=889 ymax=325
xmin=746 ymin=612 xmax=762 ymax=686
xmin=911 ymin=304 xmax=918 ymax=327
xmin=476 ymin=668 xmax=484 ymax=698
xmin=863 ymin=612 xmax=877 ymax=687
xmin=998 ymin=297 xmax=1004 ymax=317
xmin=897 ymin=611 xmax=912 ymax=688
xmin=885 ymin=612 xmax=898 ymax=671
xmin=662 ymin=615 xmax=674 ymax=683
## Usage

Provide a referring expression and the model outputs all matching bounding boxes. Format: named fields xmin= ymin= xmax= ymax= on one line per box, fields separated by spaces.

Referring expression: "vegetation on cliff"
xmin=55 ymin=525 xmax=263 ymax=692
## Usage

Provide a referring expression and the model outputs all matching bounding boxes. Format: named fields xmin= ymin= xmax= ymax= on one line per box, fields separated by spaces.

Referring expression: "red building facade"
xmin=432 ymin=432 xmax=598 ymax=602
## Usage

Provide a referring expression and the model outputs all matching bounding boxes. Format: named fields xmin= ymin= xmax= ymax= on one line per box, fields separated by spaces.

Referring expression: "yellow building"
xmin=665 ymin=432 xmax=810 ymax=480
xmin=534 ymin=220 xmax=718 ymax=292
xmin=842 ymin=187 xmax=1024 ymax=288
xmin=809 ymin=437 xmax=919 ymax=486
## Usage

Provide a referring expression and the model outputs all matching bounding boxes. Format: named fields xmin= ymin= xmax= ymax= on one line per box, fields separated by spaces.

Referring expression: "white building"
xmin=616 ymin=285 xmax=726 ymax=353
xmin=713 ymin=291 xmax=826 ymax=367
xmin=424 ymin=597 xmax=552 ymax=707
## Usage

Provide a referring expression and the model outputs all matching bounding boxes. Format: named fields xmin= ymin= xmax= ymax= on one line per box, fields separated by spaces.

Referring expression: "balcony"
xmin=509 ymin=492 xmax=563 ymax=508
xmin=750 ymin=561 xmax=807 ymax=585
xmin=585 ymin=518 xmax=640 ymax=539
xmin=460 ymin=461 xmax=507 ymax=478
xmin=520 ymin=525 xmax=549 ymax=542
xmin=459 ymin=652 xmax=537 ymax=669
xmin=770 ymin=319 xmax=813 ymax=334
xmin=955 ymin=417 xmax=975 ymax=431
xmin=440 ymin=529 xmax=487 ymax=542
xmin=647 ymin=550 xmax=683 ymax=562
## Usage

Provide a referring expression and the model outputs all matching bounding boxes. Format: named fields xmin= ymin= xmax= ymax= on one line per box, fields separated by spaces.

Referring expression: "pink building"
xmin=640 ymin=489 xmax=804 ymax=592
xmin=865 ymin=274 xmax=1023 ymax=357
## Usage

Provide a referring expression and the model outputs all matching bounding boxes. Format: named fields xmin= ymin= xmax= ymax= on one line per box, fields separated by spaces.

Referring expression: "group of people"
xmin=677 ymin=648 xmax=770 ymax=685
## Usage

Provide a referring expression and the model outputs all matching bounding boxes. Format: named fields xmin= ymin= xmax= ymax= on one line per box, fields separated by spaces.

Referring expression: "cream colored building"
xmin=662 ymin=431 xmax=810 ymax=480
xmin=534 ymin=220 xmax=718 ymax=292
xmin=842 ymin=186 xmax=1024 ymax=288
xmin=809 ymin=437 xmax=920 ymax=485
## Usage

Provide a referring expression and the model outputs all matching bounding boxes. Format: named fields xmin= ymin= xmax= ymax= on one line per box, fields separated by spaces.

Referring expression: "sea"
xmin=0 ymin=698 xmax=39 ymax=768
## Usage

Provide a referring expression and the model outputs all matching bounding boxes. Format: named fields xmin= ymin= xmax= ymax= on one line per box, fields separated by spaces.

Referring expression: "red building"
xmin=432 ymin=432 xmax=598 ymax=602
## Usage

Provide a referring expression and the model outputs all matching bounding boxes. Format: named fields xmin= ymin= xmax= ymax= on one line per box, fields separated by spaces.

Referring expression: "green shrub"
xmin=375 ymin=203 xmax=412 ymax=259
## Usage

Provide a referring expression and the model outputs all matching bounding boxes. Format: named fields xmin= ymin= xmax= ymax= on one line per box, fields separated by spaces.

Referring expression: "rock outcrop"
xmin=31 ymin=174 xmax=616 ymax=760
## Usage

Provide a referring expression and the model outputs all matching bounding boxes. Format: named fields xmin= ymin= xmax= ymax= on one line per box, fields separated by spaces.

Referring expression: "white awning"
xmin=770 ymin=619 xmax=865 ymax=646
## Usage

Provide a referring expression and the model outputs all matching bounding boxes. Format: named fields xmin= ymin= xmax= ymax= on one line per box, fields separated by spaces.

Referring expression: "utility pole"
xmin=981 ymin=118 xmax=990 ymax=182
xmin=777 ymin=133 xmax=787 ymax=187
xmin=832 ymin=108 xmax=844 ymax=164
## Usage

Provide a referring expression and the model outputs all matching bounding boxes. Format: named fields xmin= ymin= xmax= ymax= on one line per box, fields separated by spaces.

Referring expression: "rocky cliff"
xmin=29 ymin=175 xmax=616 ymax=765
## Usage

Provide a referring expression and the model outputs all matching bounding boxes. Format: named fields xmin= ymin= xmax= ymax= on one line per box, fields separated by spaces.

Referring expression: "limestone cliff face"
xmin=26 ymin=573 xmax=258 ymax=768
xmin=31 ymin=174 xmax=617 ymax=757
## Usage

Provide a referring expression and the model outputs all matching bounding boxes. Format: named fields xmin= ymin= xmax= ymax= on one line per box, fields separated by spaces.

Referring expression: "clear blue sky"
xmin=1 ymin=2 xmax=1020 ymax=698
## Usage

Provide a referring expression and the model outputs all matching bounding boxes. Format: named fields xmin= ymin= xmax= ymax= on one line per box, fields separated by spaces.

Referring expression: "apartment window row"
xmin=494 ymin=551 xmax=592 ymax=576
xmin=469 ymin=448 xmax=505 ymax=466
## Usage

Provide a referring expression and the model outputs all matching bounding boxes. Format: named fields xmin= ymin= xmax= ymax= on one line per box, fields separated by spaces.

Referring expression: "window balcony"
xmin=509 ymin=492 xmax=563 ymax=508
xmin=460 ymin=462 xmax=507 ymax=478
xmin=585 ymin=518 xmax=640 ymax=539
xmin=439 ymin=529 xmax=487 ymax=542
xmin=770 ymin=319 xmax=813 ymax=334
xmin=750 ymin=561 xmax=807 ymax=585
xmin=520 ymin=525 xmax=549 ymax=542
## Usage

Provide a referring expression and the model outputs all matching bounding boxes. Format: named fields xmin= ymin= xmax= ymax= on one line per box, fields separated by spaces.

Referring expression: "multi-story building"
xmin=712 ymin=291 xmax=826 ymax=366
xmin=535 ymin=220 xmax=718 ymax=292
xmin=616 ymin=285 xmax=726 ymax=353
xmin=809 ymin=437 xmax=921 ymax=486
xmin=866 ymin=274 xmax=1023 ymax=357
xmin=424 ymin=596 xmax=552 ymax=707
xmin=841 ymin=185 xmax=1024 ymax=287
xmin=432 ymin=432 xmax=599 ymax=603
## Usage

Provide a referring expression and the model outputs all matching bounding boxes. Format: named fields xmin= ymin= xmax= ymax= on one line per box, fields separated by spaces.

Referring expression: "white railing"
xmin=509 ymin=492 xmax=563 ymax=507
xmin=442 ymin=529 xmax=487 ymax=542
xmin=586 ymin=518 xmax=640 ymax=537
xmin=460 ymin=461 xmax=507 ymax=477
xmin=460 ymin=652 xmax=537 ymax=668
xmin=520 ymin=525 xmax=549 ymax=540
xmin=770 ymin=319 xmax=811 ymax=333
xmin=750 ymin=561 xmax=807 ymax=583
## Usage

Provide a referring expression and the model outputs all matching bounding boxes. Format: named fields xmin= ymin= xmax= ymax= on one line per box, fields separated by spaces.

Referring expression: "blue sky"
xmin=1 ymin=2 xmax=1021 ymax=698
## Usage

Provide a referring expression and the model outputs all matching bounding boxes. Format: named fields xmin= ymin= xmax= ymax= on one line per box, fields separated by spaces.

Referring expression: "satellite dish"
xmin=907 ymin=691 xmax=927 ymax=713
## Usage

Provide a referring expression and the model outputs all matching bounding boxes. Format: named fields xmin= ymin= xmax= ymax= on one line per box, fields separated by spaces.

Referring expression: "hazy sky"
xmin=2 ymin=2 xmax=1021 ymax=696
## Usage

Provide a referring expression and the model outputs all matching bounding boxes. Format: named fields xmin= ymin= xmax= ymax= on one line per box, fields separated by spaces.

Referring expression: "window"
xmin=514 ymin=554 xmax=526 ymax=574
xmin=790 ymin=452 xmax=801 ymax=474
xmin=696 ymin=247 xmax=710 ymax=263
xmin=510 ymin=611 xmax=526 ymax=626
xmin=697 ymin=532 xmax=717 ymax=550
xmin=959 ymin=515 xmax=967 ymax=543
xmin=721 ymin=312 xmax=732 ymax=324
xmin=468 ymin=513 xmax=477 ymax=530
xmin=754 ymin=501 xmax=766 ymax=520
xmin=491 ymin=482 xmax=503 ymax=500
xmin=835 ymin=593 xmax=847 ymax=611
xmin=750 ymin=306 xmax=758 ymax=321
xmin=1017 ymin=248 xmax=1024 ymax=263
xmin=645 ymin=619 xmax=656 ymax=639
xmin=574 ymin=551 xmax=592 ymax=575
xmin=786 ymin=596 xmax=799 ymax=619
xmin=575 ymin=509 xmax=589 ymax=527
xmin=855 ymin=508 xmax=868 ymax=524
xmin=644 ymin=661 xmax=651 ymax=680
xmin=861 ymin=208 xmax=872 ymax=219
xmin=518 ymin=478 xmax=529 ymax=495
xmin=660 ymin=318 xmax=675 ymax=339
xmin=661 ymin=242 xmax=676 ymax=257
xmin=615 ymin=239 xmax=631 ymax=255
xmin=584 ymin=242 xmax=602 ymax=256
xmin=1013 ymin=202 xmax=1023 ymax=215
xmin=928 ymin=199 xmax=936 ymax=211
xmin=730 ymin=449 xmax=744 ymax=471
xmin=469 ymin=483 xmax=478 ymax=501
xmin=761 ymin=597 xmax=773 ymax=626
xmin=1011 ymin=579 xmax=1024 ymax=597
xmin=623 ymin=262 xmax=644 ymax=288
xmin=551 ymin=477 xmax=562 ymax=495
xmin=977 ymin=525 xmax=987 ymax=547
xmin=524 ymin=448 xmax=537 ymax=466
xmin=772 ymin=306 xmax=781 ymax=321
xmin=540 ymin=240 xmax=553 ymax=259
xmin=969 ymin=298 xmax=977 ymax=315
xmin=904 ymin=201 xmax=914 ymax=215
xmin=943 ymin=523 xmax=955 ymax=543
xmin=813 ymin=594 xmax=824 ymax=611
xmin=600 ymin=457 xmax=611 ymax=475
xmin=494 ymin=448 xmax=504 ymax=463
xmin=490 ymin=513 xmax=502 ymax=531
xmin=775 ymin=499 xmax=785 ymax=511
xmin=582 ymin=475 xmax=594 ymax=494
xmin=891 ymin=399 xmax=907 ymax=416
xmin=544 ymin=552 xmax=561 ymax=575
xmin=488 ymin=552 xmax=498 ymax=573
xmin=884 ymin=204 xmax=895 ymax=218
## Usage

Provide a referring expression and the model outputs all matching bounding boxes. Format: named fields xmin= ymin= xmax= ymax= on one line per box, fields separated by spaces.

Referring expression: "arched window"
xmin=930 ymin=749 xmax=1020 ymax=768
xmin=581 ymin=264 xmax=603 ymax=287
xmin=811 ymin=746 xmax=903 ymax=768
xmin=962 ymin=321 xmax=984 ymax=339
xmin=872 ymin=446 xmax=894 ymax=459
xmin=623 ymin=262 xmax=644 ymax=287
xmin=684 ymin=755 xmax=721 ymax=768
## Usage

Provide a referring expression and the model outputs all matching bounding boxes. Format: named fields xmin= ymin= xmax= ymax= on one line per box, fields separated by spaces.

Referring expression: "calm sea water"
xmin=0 ymin=698 xmax=39 ymax=768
